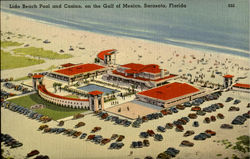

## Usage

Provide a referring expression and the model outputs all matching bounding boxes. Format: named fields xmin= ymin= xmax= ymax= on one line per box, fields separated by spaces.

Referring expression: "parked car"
xmin=164 ymin=147 xmax=180 ymax=157
xmin=217 ymin=113 xmax=225 ymax=119
xmin=38 ymin=125 xmax=48 ymax=131
xmin=204 ymin=117 xmax=211 ymax=123
xmin=58 ymin=121 xmax=64 ymax=126
xmin=80 ymin=133 xmax=87 ymax=139
xmin=170 ymin=107 xmax=178 ymax=113
xmin=157 ymin=153 xmax=171 ymax=159
xmin=196 ymin=110 xmax=206 ymax=116
xmin=181 ymin=117 xmax=190 ymax=123
xmin=87 ymin=135 xmax=95 ymax=141
xmin=91 ymin=127 xmax=101 ymax=133
xmin=154 ymin=134 xmax=163 ymax=141
xmin=131 ymin=141 xmax=138 ymax=148
xmin=137 ymin=141 xmax=143 ymax=148
xmin=183 ymin=130 xmax=195 ymax=137
xmin=160 ymin=109 xmax=168 ymax=115
xmin=193 ymin=121 xmax=199 ymax=127
xmin=225 ymin=97 xmax=234 ymax=102
xmin=73 ymin=131 xmax=82 ymax=138
xmin=143 ymin=139 xmax=150 ymax=147
xmin=191 ymin=106 xmax=201 ymax=111
xmin=229 ymin=106 xmax=240 ymax=111
xmin=140 ymin=132 xmax=149 ymax=138
xmin=111 ymin=134 xmax=118 ymax=140
xmin=210 ymin=116 xmax=216 ymax=122
xmin=147 ymin=130 xmax=155 ymax=136
xmin=188 ymin=113 xmax=197 ymax=119
xmin=101 ymin=138 xmax=111 ymax=145
xmin=232 ymin=115 xmax=246 ymax=125
xmin=220 ymin=124 xmax=233 ymax=129
xmin=165 ymin=123 xmax=174 ymax=129
xmin=233 ymin=99 xmax=241 ymax=105
xmin=194 ymin=134 xmax=206 ymax=140
xmin=157 ymin=126 xmax=166 ymax=132
xmin=75 ymin=122 xmax=85 ymax=128
xmin=176 ymin=125 xmax=184 ymax=132
xmin=43 ymin=128 xmax=51 ymax=133
xmin=56 ymin=128 xmax=66 ymax=134
xmin=242 ymin=111 xmax=250 ymax=118
xmin=34 ymin=155 xmax=49 ymax=159
xmin=27 ymin=150 xmax=39 ymax=157
xmin=73 ymin=113 xmax=84 ymax=119
xmin=176 ymin=105 xmax=185 ymax=110
xmin=116 ymin=135 xmax=125 ymax=142
xmin=181 ymin=140 xmax=194 ymax=147
xmin=217 ymin=103 xmax=224 ymax=108
xmin=205 ymin=130 xmax=216 ymax=136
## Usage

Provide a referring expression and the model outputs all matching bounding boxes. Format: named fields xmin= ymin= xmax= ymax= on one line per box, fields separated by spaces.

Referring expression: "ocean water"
xmin=1 ymin=0 xmax=249 ymax=57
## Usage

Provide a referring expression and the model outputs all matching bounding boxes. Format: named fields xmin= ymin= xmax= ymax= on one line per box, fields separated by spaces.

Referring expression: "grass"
xmin=33 ymin=65 xmax=57 ymax=72
xmin=13 ymin=47 xmax=73 ymax=59
xmin=14 ymin=76 xmax=31 ymax=81
xmin=1 ymin=50 xmax=45 ymax=70
xmin=64 ymin=95 xmax=79 ymax=99
xmin=8 ymin=94 xmax=88 ymax=120
xmin=1 ymin=41 xmax=23 ymax=48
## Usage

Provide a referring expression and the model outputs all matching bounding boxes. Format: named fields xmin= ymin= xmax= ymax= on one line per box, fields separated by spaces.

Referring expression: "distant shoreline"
xmin=1 ymin=8 xmax=249 ymax=58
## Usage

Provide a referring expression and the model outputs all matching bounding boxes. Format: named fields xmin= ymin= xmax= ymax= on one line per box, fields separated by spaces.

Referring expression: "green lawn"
xmin=8 ymin=94 xmax=88 ymax=120
xmin=14 ymin=76 xmax=31 ymax=81
xmin=1 ymin=41 xmax=23 ymax=48
xmin=13 ymin=47 xmax=73 ymax=59
xmin=33 ymin=65 xmax=57 ymax=72
xmin=64 ymin=94 xmax=79 ymax=99
xmin=1 ymin=50 xmax=45 ymax=70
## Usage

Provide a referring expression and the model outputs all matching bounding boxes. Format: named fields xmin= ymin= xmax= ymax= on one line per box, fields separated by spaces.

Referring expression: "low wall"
xmin=38 ymin=85 xmax=89 ymax=109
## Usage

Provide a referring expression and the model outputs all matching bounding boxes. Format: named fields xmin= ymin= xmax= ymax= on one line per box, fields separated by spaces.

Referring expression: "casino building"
xmin=48 ymin=63 xmax=107 ymax=84
xmin=136 ymin=82 xmax=207 ymax=108
xmin=106 ymin=63 xmax=178 ymax=88
xmin=232 ymin=83 xmax=250 ymax=93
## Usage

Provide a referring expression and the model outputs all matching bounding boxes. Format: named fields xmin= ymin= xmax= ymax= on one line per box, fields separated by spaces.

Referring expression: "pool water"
xmin=78 ymin=84 xmax=119 ymax=95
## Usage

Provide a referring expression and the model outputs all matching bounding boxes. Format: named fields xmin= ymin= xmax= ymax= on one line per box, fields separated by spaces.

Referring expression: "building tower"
xmin=88 ymin=90 xmax=104 ymax=111
xmin=32 ymin=74 xmax=44 ymax=91
xmin=223 ymin=74 xmax=234 ymax=88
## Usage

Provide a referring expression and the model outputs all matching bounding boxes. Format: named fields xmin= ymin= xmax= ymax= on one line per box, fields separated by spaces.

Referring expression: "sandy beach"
xmin=1 ymin=11 xmax=250 ymax=159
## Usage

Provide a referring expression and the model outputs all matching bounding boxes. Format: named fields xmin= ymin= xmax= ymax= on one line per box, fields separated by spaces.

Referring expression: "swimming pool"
xmin=78 ymin=84 xmax=120 ymax=95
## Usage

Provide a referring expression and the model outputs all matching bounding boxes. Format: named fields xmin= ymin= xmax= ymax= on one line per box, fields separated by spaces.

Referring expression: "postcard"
xmin=1 ymin=0 xmax=249 ymax=159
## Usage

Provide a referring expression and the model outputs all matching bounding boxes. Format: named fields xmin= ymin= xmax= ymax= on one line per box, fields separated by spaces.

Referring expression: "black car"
xmin=140 ymin=132 xmax=149 ymax=138
xmin=193 ymin=121 xmax=199 ymax=127
xmin=225 ymin=97 xmax=234 ymax=102
xmin=131 ymin=141 xmax=138 ymax=148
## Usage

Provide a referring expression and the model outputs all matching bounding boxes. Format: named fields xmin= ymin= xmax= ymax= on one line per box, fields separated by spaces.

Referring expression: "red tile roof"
xmin=54 ymin=64 xmax=105 ymax=76
xmin=33 ymin=74 xmax=44 ymax=79
xmin=233 ymin=83 xmax=250 ymax=89
xmin=137 ymin=82 xmax=200 ymax=101
xmin=88 ymin=90 xmax=104 ymax=95
xmin=38 ymin=85 xmax=89 ymax=101
xmin=97 ymin=49 xmax=116 ymax=60
xmin=61 ymin=63 xmax=76 ymax=67
xmin=223 ymin=74 xmax=234 ymax=78
xmin=121 ymin=63 xmax=162 ymax=74
xmin=112 ymin=70 xmax=176 ymax=82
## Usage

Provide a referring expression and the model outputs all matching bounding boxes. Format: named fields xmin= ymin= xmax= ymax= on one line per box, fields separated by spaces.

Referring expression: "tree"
xmin=57 ymin=83 xmax=62 ymax=92
xmin=53 ymin=82 xmax=58 ymax=93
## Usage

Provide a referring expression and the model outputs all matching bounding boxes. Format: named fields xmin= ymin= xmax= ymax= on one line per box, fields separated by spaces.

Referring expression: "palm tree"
xmin=53 ymin=82 xmax=57 ymax=93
